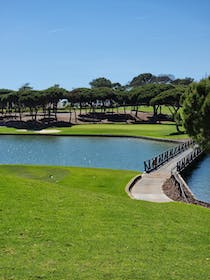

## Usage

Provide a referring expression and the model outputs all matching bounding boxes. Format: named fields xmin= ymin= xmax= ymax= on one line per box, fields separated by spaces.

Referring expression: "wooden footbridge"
xmin=129 ymin=140 xmax=204 ymax=202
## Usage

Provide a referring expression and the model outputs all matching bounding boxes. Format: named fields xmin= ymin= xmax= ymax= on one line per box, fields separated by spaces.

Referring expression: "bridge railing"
xmin=144 ymin=140 xmax=193 ymax=173
xmin=170 ymin=145 xmax=204 ymax=203
xmin=176 ymin=146 xmax=203 ymax=172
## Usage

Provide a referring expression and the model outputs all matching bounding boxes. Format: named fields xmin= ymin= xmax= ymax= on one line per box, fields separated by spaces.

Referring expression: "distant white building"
xmin=57 ymin=99 xmax=69 ymax=109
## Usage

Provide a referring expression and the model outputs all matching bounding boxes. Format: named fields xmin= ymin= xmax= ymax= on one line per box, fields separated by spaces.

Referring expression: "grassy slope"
xmin=0 ymin=165 xmax=209 ymax=280
xmin=0 ymin=124 xmax=187 ymax=140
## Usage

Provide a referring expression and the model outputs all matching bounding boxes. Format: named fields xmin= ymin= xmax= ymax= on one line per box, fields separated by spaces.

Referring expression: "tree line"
xmin=0 ymin=73 xmax=192 ymax=124
xmin=0 ymin=72 xmax=209 ymax=148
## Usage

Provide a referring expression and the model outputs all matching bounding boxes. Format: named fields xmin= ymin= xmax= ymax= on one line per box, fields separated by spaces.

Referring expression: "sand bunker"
xmin=36 ymin=129 xmax=61 ymax=134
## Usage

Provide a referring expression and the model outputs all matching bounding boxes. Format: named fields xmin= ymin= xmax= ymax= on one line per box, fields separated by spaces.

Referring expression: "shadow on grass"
xmin=169 ymin=131 xmax=186 ymax=136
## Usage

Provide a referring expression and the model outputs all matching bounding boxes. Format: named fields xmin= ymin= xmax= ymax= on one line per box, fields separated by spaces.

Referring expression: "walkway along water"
xmin=128 ymin=141 xmax=204 ymax=203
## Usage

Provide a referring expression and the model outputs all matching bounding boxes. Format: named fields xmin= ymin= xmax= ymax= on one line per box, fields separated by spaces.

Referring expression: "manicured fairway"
xmin=133 ymin=105 xmax=172 ymax=115
xmin=0 ymin=126 xmax=27 ymax=134
xmin=0 ymin=124 xmax=188 ymax=140
xmin=58 ymin=124 xmax=187 ymax=140
xmin=0 ymin=165 xmax=209 ymax=279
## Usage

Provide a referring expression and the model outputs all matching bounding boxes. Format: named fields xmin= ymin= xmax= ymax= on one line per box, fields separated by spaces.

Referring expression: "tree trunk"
xmin=48 ymin=108 xmax=51 ymax=124
xmin=153 ymin=105 xmax=156 ymax=117
xmin=18 ymin=107 xmax=22 ymax=121
xmin=42 ymin=106 xmax=46 ymax=119
xmin=74 ymin=108 xmax=77 ymax=123
xmin=34 ymin=108 xmax=38 ymax=121
xmin=153 ymin=105 xmax=158 ymax=123
xmin=69 ymin=106 xmax=72 ymax=123
xmin=30 ymin=108 xmax=33 ymax=120
xmin=54 ymin=104 xmax=57 ymax=121
xmin=175 ymin=122 xmax=181 ymax=133
xmin=135 ymin=105 xmax=139 ymax=117
xmin=79 ymin=103 xmax=82 ymax=115
xmin=124 ymin=105 xmax=126 ymax=114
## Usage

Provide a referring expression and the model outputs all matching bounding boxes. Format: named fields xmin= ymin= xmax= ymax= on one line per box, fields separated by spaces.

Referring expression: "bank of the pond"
xmin=1 ymin=165 xmax=209 ymax=280
xmin=162 ymin=176 xmax=210 ymax=208
xmin=0 ymin=132 xmax=185 ymax=143
xmin=0 ymin=123 xmax=188 ymax=141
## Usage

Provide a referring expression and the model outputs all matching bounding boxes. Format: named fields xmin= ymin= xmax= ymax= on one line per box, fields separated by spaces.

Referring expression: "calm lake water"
xmin=0 ymin=135 xmax=209 ymax=202
xmin=183 ymin=154 xmax=210 ymax=203
xmin=0 ymin=135 xmax=173 ymax=171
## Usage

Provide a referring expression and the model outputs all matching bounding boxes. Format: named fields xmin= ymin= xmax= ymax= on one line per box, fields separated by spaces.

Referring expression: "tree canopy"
xmin=150 ymin=86 xmax=185 ymax=108
xmin=172 ymin=77 xmax=194 ymax=86
xmin=129 ymin=73 xmax=156 ymax=87
xmin=182 ymin=77 xmax=210 ymax=149
xmin=128 ymin=73 xmax=174 ymax=88
xmin=89 ymin=77 xmax=112 ymax=88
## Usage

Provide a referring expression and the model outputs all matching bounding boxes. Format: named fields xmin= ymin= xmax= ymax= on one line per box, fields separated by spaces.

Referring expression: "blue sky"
xmin=0 ymin=0 xmax=209 ymax=90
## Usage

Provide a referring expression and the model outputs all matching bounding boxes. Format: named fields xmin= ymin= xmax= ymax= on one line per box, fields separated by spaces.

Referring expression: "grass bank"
xmin=0 ymin=165 xmax=209 ymax=279
xmin=58 ymin=124 xmax=187 ymax=140
xmin=0 ymin=123 xmax=188 ymax=140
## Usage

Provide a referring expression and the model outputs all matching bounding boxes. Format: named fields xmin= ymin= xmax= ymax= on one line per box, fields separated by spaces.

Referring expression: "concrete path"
xmin=130 ymin=147 xmax=194 ymax=202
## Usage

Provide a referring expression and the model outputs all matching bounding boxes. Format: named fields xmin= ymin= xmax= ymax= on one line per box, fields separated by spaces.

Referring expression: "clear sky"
xmin=0 ymin=0 xmax=209 ymax=90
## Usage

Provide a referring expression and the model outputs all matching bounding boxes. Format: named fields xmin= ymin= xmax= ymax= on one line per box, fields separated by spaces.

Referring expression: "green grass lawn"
xmin=133 ymin=105 xmax=172 ymax=115
xmin=0 ymin=123 xmax=188 ymax=140
xmin=58 ymin=124 xmax=187 ymax=140
xmin=0 ymin=165 xmax=209 ymax=279
xmin=0 ymin=126 xmax=36 ymax=135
